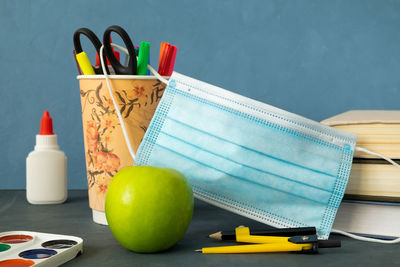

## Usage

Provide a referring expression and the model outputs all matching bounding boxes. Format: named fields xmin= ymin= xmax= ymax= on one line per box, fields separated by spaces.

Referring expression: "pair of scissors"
xmin=73 ymin=25 xmax=137 ymax=75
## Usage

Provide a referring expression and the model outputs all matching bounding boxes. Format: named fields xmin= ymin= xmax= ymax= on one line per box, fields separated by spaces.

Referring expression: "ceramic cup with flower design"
xmin=78 ymin=76 xmax=166 ymax=224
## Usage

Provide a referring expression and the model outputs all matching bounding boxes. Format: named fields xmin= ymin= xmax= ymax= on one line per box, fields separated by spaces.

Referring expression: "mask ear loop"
xmin=99 ymin=44 xmax=168 ymax=163
xmin=354 ymin=147 xmax=400 ymax=169
xmin=331 ymin=146 xmax=400 ymax=244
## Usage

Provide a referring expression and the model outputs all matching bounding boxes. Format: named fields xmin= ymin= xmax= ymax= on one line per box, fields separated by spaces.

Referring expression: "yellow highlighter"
xmin=75 ymin=51 xmax=96 ymax=75
xmin=196 ymin=226 xmax=340 ymax=254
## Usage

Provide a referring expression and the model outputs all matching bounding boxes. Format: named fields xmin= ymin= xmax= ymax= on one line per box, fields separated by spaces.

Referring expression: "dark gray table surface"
xmin=0 ymin=190 xmax=399 ymax=266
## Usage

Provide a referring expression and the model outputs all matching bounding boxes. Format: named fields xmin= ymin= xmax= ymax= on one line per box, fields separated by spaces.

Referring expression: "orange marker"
xmin=159 ymin=42 xmax=170 ymax=66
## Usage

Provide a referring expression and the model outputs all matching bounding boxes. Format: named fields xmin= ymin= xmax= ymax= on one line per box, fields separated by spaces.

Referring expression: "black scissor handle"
xmin=103 ymin=25 xmax=137 ymax=75
xmin=73 ymin=28 xmax=106 ymax=74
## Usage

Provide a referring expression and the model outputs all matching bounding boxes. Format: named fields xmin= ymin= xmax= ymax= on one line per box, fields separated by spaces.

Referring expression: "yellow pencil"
xmin=196 ymin=242 xmax=313 ymax=254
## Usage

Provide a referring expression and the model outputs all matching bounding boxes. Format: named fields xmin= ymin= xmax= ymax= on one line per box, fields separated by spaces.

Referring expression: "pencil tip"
xmin=209 ymin=231 xmax=222 ymax=240
xmin=195 ymin=249 xmax=202 ymax=252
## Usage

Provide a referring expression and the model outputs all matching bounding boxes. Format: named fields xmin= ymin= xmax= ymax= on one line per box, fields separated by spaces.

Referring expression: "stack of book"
xmin=321 ymin=110 xmax=400 ymax=238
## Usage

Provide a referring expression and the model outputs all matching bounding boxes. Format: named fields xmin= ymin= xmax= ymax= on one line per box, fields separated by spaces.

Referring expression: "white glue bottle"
xmin=26 ymin=111 xmax=67 ymax=204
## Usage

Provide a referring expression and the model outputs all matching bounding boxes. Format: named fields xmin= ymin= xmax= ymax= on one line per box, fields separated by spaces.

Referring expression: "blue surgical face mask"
xmin=131 ymin=72 xmax=357 ymax=239
xmin=99 ymin=46 xmax=399 ymax=243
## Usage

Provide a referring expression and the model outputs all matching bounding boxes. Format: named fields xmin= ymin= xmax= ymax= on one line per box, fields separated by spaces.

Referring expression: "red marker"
xmin=158 ymin=44 xmax=172 ymax=75
xmin=166 ymin=45 xmax=177 ymax=76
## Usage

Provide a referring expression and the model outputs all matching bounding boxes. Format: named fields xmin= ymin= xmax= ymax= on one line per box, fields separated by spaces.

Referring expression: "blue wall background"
xmin=0 ymin=0 xmax=399 ymax=189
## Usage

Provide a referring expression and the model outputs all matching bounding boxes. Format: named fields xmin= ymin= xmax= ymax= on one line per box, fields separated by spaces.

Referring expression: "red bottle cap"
xmin=39 ymin=111 xmax=54 ymax=135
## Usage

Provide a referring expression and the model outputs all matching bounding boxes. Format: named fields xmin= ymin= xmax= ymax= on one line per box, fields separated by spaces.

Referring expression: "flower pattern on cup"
xmin=80 ymin=81 xmax=165 ymax=196
xmin=81 ymin=83 xmax=122 ymax=190
xmin=94 ymin=151 xmax=120 ymax=173
xmin=86 ymin=121 xmax=98 ymax=153
xmin=133 ymin=86 xmax=145 ymax=97
xmin=95 ymin=175 xmax=113 ymax=195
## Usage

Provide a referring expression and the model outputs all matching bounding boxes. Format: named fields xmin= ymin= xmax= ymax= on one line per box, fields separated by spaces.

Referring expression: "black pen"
xmin=209 ymin=227 xmax=317 ymax=241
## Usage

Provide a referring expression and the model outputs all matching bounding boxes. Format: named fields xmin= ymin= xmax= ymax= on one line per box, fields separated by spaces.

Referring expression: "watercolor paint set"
xmin=0 ymin=231 xmax=83 ymax=266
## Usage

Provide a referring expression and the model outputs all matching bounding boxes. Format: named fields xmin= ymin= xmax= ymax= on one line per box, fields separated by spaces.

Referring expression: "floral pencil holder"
xmin=77 ymin=75 xmax=166 ymax=225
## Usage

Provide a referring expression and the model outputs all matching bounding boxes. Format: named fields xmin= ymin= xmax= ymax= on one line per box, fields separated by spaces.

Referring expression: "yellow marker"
xmin=235 ymin=226 xmax=291 ymax=244
xmin=75 ymin=51 xmax=96 ymax=75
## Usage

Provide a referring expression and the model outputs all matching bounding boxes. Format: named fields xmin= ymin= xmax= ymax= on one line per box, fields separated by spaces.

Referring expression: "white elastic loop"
xmin=147 ymin=64 xmax=169 ymax=84
xmin=110 ymin=43 xmax=127 ymax=54
xmin=331 ymin=228 xmax=400 ymax=244
xmin=333 ymin=146 xmax=400 ymax=243
xmin=355 ymin=146 xmax=400 ymax=169
xmin=99 ymin=45 xmax=136 ymax=161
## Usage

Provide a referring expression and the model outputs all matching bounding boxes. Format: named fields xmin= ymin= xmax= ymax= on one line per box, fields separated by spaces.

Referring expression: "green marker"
xmin=137 ymin=41 xmax=150 ymax=75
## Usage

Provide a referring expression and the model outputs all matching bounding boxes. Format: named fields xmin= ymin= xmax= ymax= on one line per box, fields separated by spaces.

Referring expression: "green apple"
xmin=105 ymin=166 xmax=194 ymax=253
